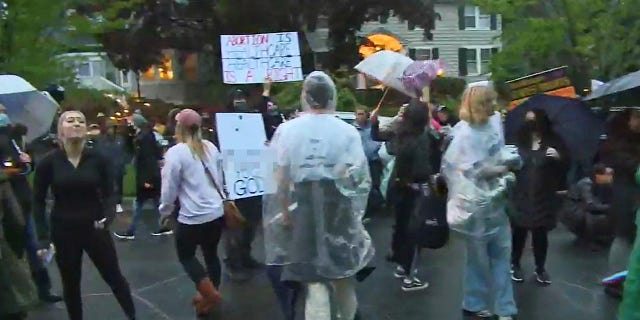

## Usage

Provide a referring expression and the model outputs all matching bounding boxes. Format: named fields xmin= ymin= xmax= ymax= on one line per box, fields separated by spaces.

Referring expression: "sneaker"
xmin=511 ymin=266 xmax=524 ymax=283
xmin=401 ymin=277 xmax=429 ymax=292
xmin=151 ymin=228 xmax=173 ymax=236
xmin=114 ymin=232 xmax=135 ymax=240
xmin=535 ymin=270 xmax=552 ymax=285
xmin=116 ymin=204 xmax=124 ymax=213
xmin=39 ymin=292 xmax=63 ymax=304
xmin=462 ymin=309 xmax=494 ymax=318
xmin=393 ymin=266 xmax=407 ymax=279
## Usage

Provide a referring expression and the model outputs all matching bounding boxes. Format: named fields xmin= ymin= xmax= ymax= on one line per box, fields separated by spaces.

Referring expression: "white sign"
xmin=220 ymin=32 xmax=303 ymax=84
xmin=216 ymin=113 xmax=276 ymax=199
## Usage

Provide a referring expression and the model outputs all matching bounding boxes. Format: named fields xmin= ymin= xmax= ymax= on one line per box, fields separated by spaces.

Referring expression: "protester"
xmin=600 ymin=109 xmax=640 ymax=276
xmin=354 ymin=105 xmax=383 ymax=220
xmin=103 ymin=124 xmax=128 ymax=214
xmin=221 ymin=79 xmax=273 ymax=280
xmin=371 ymin=99 xmax=432 ymax=291
xmin=618 ymin=165 xmax=640 ymax=320
xmin=33 ymin=111 xmax=136 ymax=320
xmin=442 ymin=86 xmax=518 ymax=320
xmin=0 ymin=167 xmax=37 ymax=320
xmin=0 ymin=115 xmax=61 ymax=303
xmin=561 ymin=164 xmax=613 ymax=248
xmin=264 ymin=71 xmax=374 ymax=320
xmin=159 ymin=109 xmax=224 ymax=317
xmin=115 ymin=113 xmax=171 ymax=240
xmin=510 ymin=109 xmax=569 ymax=285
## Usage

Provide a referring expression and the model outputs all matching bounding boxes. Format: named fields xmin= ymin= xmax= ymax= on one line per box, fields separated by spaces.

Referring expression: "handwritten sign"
xmin=220 ymin=32 xmax=303 ymax=84
xmin=216 ymin=113 xmax=276 ymax=199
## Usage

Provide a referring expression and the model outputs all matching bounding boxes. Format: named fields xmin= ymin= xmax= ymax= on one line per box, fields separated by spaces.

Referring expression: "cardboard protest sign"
xmin=215 ymin=113 xmax=276 ymax=199
xmin=220 ymin=32 xmax=303 ymax=84
xmin=506 ymin=66 xmax=577 ymax=110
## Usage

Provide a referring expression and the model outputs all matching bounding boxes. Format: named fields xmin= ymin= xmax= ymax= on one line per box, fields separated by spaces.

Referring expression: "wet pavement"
xmin=31 ymin=207 xmax=619 ymax=320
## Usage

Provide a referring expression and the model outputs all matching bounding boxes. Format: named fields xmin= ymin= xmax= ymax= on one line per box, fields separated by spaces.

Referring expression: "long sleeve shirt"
xmin=159 ymin=141 xmax=224 ymax=225
xmin=354 ymin=121 xmax=382 ymax=162
xmin=33 ymin=148 xmax=114 ymax=241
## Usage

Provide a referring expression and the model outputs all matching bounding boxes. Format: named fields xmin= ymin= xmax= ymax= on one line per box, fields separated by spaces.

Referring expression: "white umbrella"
xmin=0 ymin=75 xmax=59 ymax=142
xmin=354 ymin=50 xmax=416 ymax=97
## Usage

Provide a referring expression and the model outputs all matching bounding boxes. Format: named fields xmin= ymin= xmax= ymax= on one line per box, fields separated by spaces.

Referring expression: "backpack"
xmin=409 ymin=184 xmax=449 ymax=249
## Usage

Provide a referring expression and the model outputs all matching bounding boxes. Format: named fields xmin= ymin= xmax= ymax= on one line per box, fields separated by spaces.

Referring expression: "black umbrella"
xmin=584 ymin=70 xmax=640 ymax=106
xmin=505 ymin=94 xmax=605 ymax=162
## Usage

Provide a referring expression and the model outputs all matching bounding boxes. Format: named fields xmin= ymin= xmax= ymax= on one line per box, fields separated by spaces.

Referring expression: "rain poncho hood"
xmin=443 ymin=112 xmax=521 ymax=238
xmin=262 ymin=71 xmax=374 ymax=281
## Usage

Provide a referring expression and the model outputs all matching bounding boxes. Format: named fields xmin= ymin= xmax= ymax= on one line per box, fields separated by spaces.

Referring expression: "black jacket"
xmin=134 ymin=130 xmax=162 ymax=197
xmin=512 ymin=133 xmax=570 ymax=229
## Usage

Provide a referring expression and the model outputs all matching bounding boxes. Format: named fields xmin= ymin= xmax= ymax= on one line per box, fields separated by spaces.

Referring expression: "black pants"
xmin=114 ymin=173 xmax=124 ymax=205
xmin=511 ymin=226 xmax=549 ymax=272
xmin=52 ymin=221 xmax=135 ymax=320
xmin=175 ymin=218 xmax=224 ymax=287
xmin=366 ymin=160 xmax=384 ymax=217
xmin=391 ymin=187 xmax=418 ymax=274
xmin=225 ymin=197 xmax=262 ymax=268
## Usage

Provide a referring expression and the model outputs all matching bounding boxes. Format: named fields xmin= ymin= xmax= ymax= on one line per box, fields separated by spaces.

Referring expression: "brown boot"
xmin=193 ymin=277 xmax=222 ymax=316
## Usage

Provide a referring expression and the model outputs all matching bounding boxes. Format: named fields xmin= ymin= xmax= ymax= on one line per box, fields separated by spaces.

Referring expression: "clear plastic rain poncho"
xmin=442 ymin=112 xmax=522 ymax=238
xmin=262 ymin=71 xmax=374 ymax=282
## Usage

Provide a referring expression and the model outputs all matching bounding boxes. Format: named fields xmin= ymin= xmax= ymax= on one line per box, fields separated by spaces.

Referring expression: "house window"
xmin=461 ymin=6 xmax=494 ymax=30
xmin=158 ymin=53 xmax=174 ymax=80
xmin=77 ymin=63 xmax=91 ymax=77
xmin=182 ymin=53 xmax=198 ymax=81
xmin=460 ymin=47 xmax=498 ymax=76
xmin=409 ymin=48 xmax=439 ymax=61
xmin=141 ymin=67 xmax=156 ymax=80
xmin=120 ymin=71 xmax=130 ymax=86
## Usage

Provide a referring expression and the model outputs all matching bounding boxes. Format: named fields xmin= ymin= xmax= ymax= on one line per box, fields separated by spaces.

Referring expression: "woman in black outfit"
xmin=33 ymin=111 xmax=136 ymax=320
xmin=371 ymin=99 xmax=433 ymax=291
xmin=510 ymin=109 xmax=569 ymax=285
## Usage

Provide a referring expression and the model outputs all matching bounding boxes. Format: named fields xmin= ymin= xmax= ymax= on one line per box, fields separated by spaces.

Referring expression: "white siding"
xmin=358 ymin=3 xmax=502 ymax=80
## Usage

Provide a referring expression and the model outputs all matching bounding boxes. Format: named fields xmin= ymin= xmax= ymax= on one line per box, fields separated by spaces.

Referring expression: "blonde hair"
xmin=458 ymin=86 xmax=497 ymax=125
xmin=57 ymin=110 xmax=87 ymax=146
xmin=176 ymin=123 xmax=208 ymax=160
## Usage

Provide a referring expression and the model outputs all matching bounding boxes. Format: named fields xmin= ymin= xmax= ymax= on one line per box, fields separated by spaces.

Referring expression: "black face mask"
xmin=233 ymin=100 xmax=249 ymax=111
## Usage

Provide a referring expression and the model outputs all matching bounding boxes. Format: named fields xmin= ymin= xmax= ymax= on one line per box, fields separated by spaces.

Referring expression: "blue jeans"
xmin=463 ymin=224 xmax=517 ymax=317
xmin=266 ymin=265 xmax=299 ymax=320
xmin=126 ymin=197 xmax=160 ymax=234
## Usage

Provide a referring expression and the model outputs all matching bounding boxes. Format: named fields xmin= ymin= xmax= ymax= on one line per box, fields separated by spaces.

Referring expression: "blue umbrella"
xmin=0 ymin=75 xmax=59 ymax=143
xmin=505 ymin=94 xmax=605 ymax=163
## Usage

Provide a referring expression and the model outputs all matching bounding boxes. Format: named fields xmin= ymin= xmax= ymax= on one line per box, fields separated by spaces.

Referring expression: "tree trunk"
xmin=135 ymin=71 xmax=141 ymax=98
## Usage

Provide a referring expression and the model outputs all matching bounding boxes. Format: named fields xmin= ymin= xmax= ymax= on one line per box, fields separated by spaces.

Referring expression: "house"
xmin=306 ymin=1 xmax=502 ymax=82
xmin=65 ymin=1 xmax=500 ymax=105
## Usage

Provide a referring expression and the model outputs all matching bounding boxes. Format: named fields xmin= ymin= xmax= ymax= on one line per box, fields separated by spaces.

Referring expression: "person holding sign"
xmin=220 ymin=78 xmax=277 ymax=280
xmin=263 ymin=71 xmax=374 ymax=320
xmin=159 ymin=109 xmax=225 ymax=317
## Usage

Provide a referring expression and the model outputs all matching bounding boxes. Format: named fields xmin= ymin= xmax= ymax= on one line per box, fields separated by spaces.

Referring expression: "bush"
xmin=62 ymin=88 xmax=122 ymax=122
xmin=431 ymin=77 xmax=467 ymax=102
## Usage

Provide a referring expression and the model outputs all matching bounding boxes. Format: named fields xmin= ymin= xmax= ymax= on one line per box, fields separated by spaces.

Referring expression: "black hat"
xmin=230 ymin=88 xmax=248 ymax=100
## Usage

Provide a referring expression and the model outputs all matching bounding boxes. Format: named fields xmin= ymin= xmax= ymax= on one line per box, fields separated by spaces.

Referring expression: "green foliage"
xmin=475 ymin=0 xmax=640 ymax=89
xmin=431 ymin=77 xmax=467 ymax=102
xmin=61 ymin=87 xmax=121 ymax=121
xmin=0 ymin=0 xmax=76 ymax=87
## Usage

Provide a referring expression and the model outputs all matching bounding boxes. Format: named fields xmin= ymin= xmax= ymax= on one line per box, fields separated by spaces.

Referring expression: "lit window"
xmin=158 ymin=53 xmax=174 ymax=80
xmin=141 ymin=67 xmax=155 ymax=80
xmin=182 ymin=53 xmax=198 ymax=81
